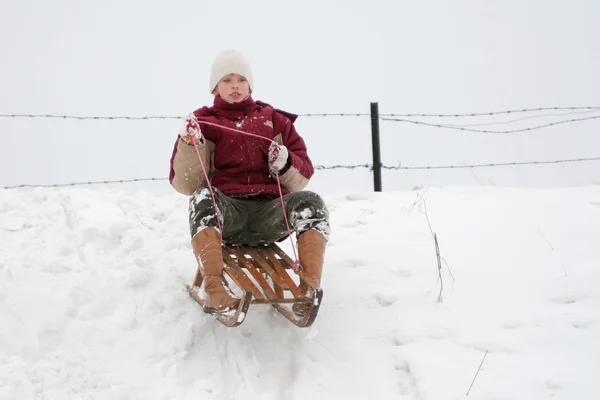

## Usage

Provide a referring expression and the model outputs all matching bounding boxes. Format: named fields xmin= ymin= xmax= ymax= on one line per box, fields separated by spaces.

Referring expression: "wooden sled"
xmin=187 ymin=243 xmax=323 ymax=328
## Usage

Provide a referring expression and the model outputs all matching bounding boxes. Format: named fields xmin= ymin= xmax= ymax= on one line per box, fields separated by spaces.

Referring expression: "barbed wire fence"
xmin=1 ymin=106 xmax=599 ymax=120
xmin=4 ymin=157 xmax=600 ymax=190
xmin=1 ymin=106 xmax=600 ymax=190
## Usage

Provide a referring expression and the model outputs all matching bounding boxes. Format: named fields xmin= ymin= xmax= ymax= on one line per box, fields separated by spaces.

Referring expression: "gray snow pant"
xmin=189 ymin=188 xmax=330 ymax=246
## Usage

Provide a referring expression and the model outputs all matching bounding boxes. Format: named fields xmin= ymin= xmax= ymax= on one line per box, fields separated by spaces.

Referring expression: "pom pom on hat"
xmin=209 ymin=49 xmax=254 ymax=94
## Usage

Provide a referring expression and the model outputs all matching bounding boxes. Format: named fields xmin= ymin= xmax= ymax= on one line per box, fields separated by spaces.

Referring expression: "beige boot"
xmin=293 ymin=229 xmax=327 ymax=316
xmin=191 ymin=227 xmax=240 ymax=312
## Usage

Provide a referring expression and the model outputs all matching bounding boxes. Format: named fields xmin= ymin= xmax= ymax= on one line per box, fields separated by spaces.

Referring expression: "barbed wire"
xmin=0 ymin=114 xmax=182 ymax=120
xmin=317 ymin=157 xmax=600 ymax=170
xmin=439 ymin=109 xmax=600 ymax=128
xmin=379 ymin=156 xmax=600 ymax=170
xmin=3 ymin=157 xmax=599 ymax=190
xmin=380 ymin=115 xmax=600 ymax=134
xmin=381 ymin=106 xmax=600 ymax=118
xmin=3 ymin=177 xmax=167 ymax=189
xmin=1 ymin=107 xmax=599 ymax=120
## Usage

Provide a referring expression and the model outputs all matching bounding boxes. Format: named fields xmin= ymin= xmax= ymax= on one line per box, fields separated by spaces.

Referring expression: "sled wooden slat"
xmin=273 ymin=280 xmax=285 ymax=299
xmin=224 ymin=247 xmax=273 ymax=300
xmin=269 ymin=245 xmax=295 ymax=266
xmin=220 ymin=265 xmax=249 ymax=295
xmin=248 ymin=256 xmax=286 ymax=298
xmin=256 ymin=246 xmax=304 ymax=299
xmin=248 ymin=253 xmax=285 ymax=298
xmin=228 ymin=247 xmax=279 ymax=300
xmin=251 ymin=297 xmax=311 ymax=305
xmin=244 ymin=248 xmax=289 ymax=290
xmin=222 ymin=251 xmax=265 ymax=300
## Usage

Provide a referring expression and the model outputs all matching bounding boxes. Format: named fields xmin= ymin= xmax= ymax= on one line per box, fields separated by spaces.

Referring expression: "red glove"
xmin=268 ymin=141 xmax=289 ymax=175
xmin=179 ymin=113 xmax=203 ymax=145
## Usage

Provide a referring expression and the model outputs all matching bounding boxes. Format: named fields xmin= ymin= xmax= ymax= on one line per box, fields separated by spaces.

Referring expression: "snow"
xmin=1 ymin=185 xmax=600 ymax=399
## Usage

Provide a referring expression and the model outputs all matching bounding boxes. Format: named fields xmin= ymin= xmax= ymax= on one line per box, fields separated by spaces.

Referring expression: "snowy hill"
xmin=1 ymin=186 xmax=599 ymax=400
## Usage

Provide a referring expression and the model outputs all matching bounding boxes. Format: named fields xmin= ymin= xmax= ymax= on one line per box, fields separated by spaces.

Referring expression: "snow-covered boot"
xmin=293 ymin=229 xmax=327 ymax=317
xmin=191 ymin=227 xmax=240 ymax=313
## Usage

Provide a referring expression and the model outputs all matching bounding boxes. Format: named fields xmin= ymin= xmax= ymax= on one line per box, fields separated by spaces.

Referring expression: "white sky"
xmin=1 ymin=0 xmax=599 ymax=195
xmin=1 ymin=185 xmax=599 ymax=399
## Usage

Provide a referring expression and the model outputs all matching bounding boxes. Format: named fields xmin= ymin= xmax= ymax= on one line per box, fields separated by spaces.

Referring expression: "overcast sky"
xmin=1 ymin=0 xmax=599 ymax=195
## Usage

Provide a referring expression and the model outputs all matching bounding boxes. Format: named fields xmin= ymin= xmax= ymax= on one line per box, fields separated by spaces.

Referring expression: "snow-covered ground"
xmin=1 ymin=186 xmax=599 ymax=400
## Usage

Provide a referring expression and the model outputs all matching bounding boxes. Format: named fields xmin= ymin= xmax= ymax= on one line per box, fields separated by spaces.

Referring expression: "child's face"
xmin=212 ymin=73 xmax=251 ymax=103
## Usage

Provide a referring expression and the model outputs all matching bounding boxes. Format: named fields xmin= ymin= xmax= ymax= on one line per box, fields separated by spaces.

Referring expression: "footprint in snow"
xmin=571 ymin=318 xmax=592 ymax=329
xmin=375 ymin=293 xmax=398 ymax=307
xmin=552 ymin=294 xmax=586 ymax=305
xmin=345 ymin=193 xmax=371 ymax=201
xmin=390 ymin=269 xmax=413 ymax=277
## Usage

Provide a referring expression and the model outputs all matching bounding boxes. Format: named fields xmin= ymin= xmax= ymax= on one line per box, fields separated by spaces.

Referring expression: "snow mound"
xmin=1 ymin=186 xmax=599 ymax=399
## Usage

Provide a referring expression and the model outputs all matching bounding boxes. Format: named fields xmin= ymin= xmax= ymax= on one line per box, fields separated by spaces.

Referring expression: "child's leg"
xmin=283 ymin=191 xmax=330 ymax=240
xmin=246 ymin=190 xmax=330 ymax=243
xmin=283 ymin=191 xmax=330 ymax=315
xmin=190 ymin=227 xmax=240 ymax=312
xmin=249 ymin=190 xmax=329 ymax=271
xmin=187 ymin=187 xmax=250 ymax=312
xmin=188 ymin=187 xmax=249 ymax=242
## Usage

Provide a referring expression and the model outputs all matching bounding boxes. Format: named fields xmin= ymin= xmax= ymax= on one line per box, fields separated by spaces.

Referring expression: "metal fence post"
xmin=370 ymin=102 xmax=382 ymax=191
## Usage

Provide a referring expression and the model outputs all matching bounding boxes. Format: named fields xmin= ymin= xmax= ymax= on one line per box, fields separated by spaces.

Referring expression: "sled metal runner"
xmin=187 ymin=243 xmax=323 ymax=328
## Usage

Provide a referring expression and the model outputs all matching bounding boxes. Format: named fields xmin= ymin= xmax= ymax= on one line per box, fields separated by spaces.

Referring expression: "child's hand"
xmin=179 ymin=113 xmax=204 ymax=145
xmin=268 ymin=141 xmax=289 ymax=175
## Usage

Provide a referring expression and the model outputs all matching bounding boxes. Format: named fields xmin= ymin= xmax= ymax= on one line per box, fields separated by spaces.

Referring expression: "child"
xmin=169 ymin=49 xmax=330 ymax=315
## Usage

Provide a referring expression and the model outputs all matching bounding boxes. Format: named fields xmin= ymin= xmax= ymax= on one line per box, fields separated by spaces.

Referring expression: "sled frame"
xmin=187 ymin=243 xmax=322 ymax=328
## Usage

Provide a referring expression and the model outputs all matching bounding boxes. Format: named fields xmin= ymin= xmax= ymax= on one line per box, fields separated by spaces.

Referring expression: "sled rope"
xmin=189 ymin=117 xmax=301 ymax=272
xmin=191 ymin=140 xmax=223 ymax=241
xmin=273 ymin=171 xmax=301 ymax=272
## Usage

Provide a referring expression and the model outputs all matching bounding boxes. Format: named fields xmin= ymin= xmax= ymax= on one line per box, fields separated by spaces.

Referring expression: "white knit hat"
xmin=209 ymin=49 xmax=254 ymax=94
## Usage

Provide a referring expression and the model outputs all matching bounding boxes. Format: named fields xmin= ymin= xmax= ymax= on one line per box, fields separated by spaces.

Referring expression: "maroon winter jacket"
xmin=169 ymin=96 xmax=314 ymax=199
